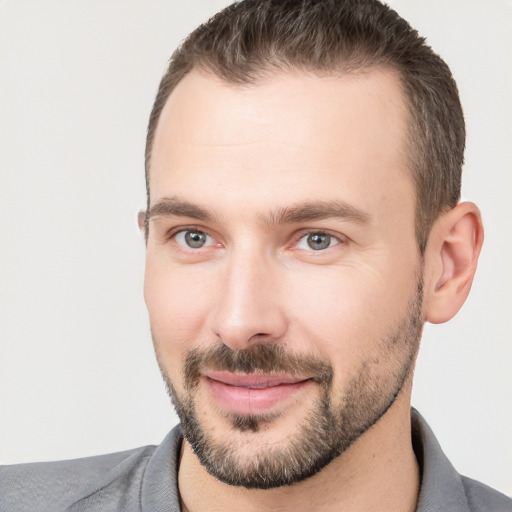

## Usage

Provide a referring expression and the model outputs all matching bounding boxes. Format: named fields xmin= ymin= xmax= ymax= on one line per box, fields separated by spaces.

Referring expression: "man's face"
xmin=144 ymin=69 xmax=424 ymax=488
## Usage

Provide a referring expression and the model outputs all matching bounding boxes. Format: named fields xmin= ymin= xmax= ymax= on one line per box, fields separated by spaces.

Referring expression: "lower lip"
xmin=206 ymin=378 xmax=311 ymax=415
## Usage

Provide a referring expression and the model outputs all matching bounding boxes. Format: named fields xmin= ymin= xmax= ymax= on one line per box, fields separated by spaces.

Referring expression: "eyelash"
xmin=166 ymin=227 xmax=345 ymax=253
xmin=166 ymin=226 xmax=216 ymax=247
xmin=291 ymin=230 xmax=344 ymax=252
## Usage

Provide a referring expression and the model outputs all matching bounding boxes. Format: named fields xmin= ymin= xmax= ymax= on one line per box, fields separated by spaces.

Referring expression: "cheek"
xmin=285 ymin=268 xmax=373 ymax=343
xmin=143 ymin=254 xmax=216 ymax=363
xmin=285 ymin=264 xmax=415 ymax=368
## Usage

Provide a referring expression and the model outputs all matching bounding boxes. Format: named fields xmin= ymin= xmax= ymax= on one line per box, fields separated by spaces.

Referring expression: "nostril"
xmin=247 ymin=333 xmax=274 ymax=344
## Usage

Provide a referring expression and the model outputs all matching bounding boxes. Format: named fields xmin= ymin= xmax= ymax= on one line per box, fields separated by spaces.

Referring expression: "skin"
xmin=142 ymin=68 xmax=483 ymax=512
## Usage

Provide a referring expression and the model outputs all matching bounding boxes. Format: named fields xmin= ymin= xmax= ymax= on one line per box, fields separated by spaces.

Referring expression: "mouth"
xmin=204 ymin=371 xmax=312 ymax=415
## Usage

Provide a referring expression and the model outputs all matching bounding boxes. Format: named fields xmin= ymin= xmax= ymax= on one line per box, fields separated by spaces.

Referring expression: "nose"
xmin=210 ymin=249 xmax=288 ymax=350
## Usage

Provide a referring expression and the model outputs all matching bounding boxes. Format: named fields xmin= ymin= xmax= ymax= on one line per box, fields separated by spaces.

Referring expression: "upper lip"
xmin=205 ymin=371 xmax=310 ymax=388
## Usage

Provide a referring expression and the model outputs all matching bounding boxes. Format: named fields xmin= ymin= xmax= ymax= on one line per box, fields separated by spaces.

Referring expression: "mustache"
xmin=183 ymin=343 xmax=333 ymax=391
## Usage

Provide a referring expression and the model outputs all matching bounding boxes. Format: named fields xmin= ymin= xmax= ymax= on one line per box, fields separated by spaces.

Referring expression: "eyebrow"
xmin=147 ymin=197 xmax=217 ymax=222
xmin=263 ymin=200 xmax=371 ymax=226
xmin=146 ymin=197 xmax=370 ymax=226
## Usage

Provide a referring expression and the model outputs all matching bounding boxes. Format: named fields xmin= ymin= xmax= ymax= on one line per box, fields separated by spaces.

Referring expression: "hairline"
xmin=145 ymin=62 xmax=428 ymax=246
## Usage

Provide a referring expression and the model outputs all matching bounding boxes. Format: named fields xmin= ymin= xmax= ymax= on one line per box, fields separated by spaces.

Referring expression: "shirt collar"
xmin=412 ymin=408 xmax=470 ymax=512
xmin=141 ymin=409 xmax=471 ymax=512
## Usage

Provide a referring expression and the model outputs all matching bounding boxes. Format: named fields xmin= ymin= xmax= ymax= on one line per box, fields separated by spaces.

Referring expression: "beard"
xmin=156 ymin=279 xmax=424 ymax=490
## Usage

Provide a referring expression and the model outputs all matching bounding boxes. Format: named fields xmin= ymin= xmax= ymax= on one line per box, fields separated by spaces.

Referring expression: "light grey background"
xmin=1 ymin=0 xmax=510 ymax=496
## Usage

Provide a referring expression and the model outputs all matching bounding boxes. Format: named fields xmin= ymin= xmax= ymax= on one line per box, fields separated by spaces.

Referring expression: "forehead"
xmin=149 ymin=68 xmax=413 ymax=227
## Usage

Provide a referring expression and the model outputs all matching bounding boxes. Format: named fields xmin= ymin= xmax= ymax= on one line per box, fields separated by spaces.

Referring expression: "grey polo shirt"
xmin=1 ymin=409 xmax=510 ymax=511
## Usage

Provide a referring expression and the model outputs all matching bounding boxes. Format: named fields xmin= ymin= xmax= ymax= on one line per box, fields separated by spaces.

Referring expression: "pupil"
xmin=308 ymin=233 xmax=330 ymax=250
xmin=185 ymin=231 xmax=206 ymax=248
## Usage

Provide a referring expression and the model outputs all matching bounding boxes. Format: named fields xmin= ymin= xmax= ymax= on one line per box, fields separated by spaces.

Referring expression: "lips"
xmin=204 ymin=371 xmax=311 ymax=415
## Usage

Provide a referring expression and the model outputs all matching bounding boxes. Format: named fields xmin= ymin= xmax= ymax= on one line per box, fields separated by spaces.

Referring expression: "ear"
xmin=423 ymin=202 xmax=484 ymax=324
xmin=137 ymin=210 xmax=146 ymax=231
xmin=137 ymin=210 xmax=150 ymax=244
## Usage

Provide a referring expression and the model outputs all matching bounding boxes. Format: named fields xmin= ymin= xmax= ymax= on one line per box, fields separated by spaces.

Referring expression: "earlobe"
xmin=423 ymin=202 xmax=484 ymax=324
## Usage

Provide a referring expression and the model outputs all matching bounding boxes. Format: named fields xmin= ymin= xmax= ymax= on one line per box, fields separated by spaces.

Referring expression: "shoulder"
xmin=0 ymin=426 xmax=183 ymax=512
xmin=411 ymin=409 xmax=511 ymax=512
xmin=0 ymin=445 xmax=156 ymax=512
xmin=461 ymin=476 xmax=512 ymax=512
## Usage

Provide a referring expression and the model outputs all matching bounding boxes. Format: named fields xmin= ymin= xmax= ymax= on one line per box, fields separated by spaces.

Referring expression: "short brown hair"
xmin=145 ymin=0 xmax=465 ymax=252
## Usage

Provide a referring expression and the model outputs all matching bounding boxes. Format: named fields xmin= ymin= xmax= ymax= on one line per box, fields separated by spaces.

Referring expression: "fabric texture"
xmin=1 ymin=409 xmax=510 ymax=511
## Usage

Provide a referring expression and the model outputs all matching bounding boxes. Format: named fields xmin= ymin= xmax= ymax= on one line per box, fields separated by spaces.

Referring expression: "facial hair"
xmin=157 ymin=279 xmax=424 ymax=489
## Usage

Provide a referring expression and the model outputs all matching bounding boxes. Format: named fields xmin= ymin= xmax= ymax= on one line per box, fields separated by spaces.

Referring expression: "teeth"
xmin=241 ymin=384 xmax=278 ymax=389
xmin=207 ymin=375 xmax=308 ymax=388
xmin=243 ymin=381 xmax=300 ymax=389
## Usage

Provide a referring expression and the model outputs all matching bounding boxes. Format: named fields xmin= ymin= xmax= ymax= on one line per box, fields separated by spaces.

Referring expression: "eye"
xmin=175 ymin=229 xmax=214 ymax=249
xmin=296 ymin=232 xmax=340 ymax=251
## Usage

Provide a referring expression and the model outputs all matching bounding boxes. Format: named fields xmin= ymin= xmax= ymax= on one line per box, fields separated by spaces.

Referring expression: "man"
xmin=1 ymin=1 xmax=510 ymax=511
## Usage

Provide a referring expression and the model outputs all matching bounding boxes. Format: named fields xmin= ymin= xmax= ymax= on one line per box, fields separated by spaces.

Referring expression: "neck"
xmin=178 ymin=398 xmax=419 ymax=512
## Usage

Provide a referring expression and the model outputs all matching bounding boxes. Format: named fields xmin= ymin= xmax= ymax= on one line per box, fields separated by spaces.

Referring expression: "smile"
xmin=204 ymin=372 xmax=312 ymax=415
